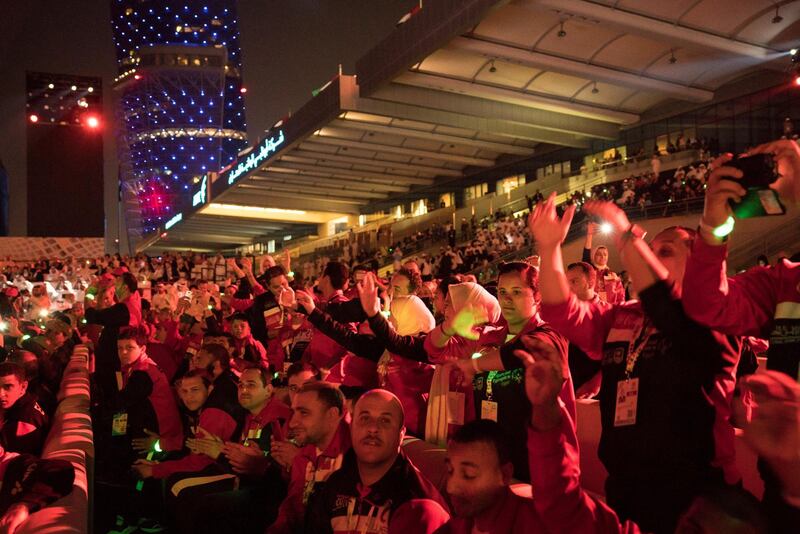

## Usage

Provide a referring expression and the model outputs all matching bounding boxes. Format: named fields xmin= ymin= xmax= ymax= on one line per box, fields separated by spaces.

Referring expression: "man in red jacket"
xmin=268 ymin=381 xmax=349 ymax=534
xmin=131 ymin=369 xmax=238 ymax=481
xmin=519 ymin=337 xmax=800 ymax=534
xmin=443 ymin=419 xmax=547 ymax=533
xmin=682 ymin=139 xmax=800 ymax=520
xmin=305 ymin=389 xmax=450 ymax=533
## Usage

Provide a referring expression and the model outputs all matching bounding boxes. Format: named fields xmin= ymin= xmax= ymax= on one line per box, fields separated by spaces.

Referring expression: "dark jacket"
xmin=305 ymin=449 xmax=449 ymax=534
xmin=0 ymin=393 xmax=49 ymax=456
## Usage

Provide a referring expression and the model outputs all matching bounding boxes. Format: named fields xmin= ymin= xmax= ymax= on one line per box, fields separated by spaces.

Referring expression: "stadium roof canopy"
xmin=149 ymin=0 xmax=800 ymax=251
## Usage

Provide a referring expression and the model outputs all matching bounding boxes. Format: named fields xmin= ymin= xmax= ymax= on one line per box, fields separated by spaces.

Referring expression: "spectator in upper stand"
xmin=531 ymin=192 xmax=742 ymax=533
xmin=267 ymin=382 xmax=350 ymax=534
xmin=582 ymin=222 xmax=625 ymax=304
xmin=0 ymin=362 xmax=49 ymax=456
xmin=305 ymin=389 xmax=450 ymax=533
xmin=443 ymin=419 xmax=546 ymax=533
xmin=228 ymin=312 xmax=268 ymax=372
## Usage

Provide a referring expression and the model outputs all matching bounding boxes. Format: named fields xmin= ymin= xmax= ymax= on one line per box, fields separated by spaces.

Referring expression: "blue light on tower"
xmin=110 ymin=0 xmax=247 ymax=238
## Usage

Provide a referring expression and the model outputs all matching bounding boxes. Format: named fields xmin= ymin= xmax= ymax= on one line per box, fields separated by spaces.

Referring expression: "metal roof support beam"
xmin=240 ymin=183 xmax=388 ymax=200
xmin=276 ymin=150 xmax=455 ymax=179
xmin=308 ymin=134 xmax=495 ymax=167
xmin=390 ymin=74 xmax=638 ymax=126
xmin=330 ymin=118 xmax=535 ymax=156
xmin=528 ymin=0 xmax=774 ymax=58
xmin=221 ymin=189 xmax=365 ymax=211
xmin=250 ymin=174 xmax=410 ymax=194
xmin=353 ymin=96 xmax=591 ymax=148
xmin=449 ymin=36 xmax=714 ymax=102
xmin=271 ymin=156 xmax=436 ymax=185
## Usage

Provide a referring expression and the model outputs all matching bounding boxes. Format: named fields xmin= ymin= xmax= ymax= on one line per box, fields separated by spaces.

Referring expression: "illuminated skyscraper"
xmin=110 ymin=0 xmax=247 ymax=240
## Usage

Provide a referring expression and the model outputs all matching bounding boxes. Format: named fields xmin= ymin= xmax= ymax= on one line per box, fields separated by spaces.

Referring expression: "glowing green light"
xmin=153 ymin=440 xmax=162 ymax=453
xmin=712 ymin=216 xmax=735 ymax=238
xmin=380 ymin=311 xmax=391 ymax=318
xmin=471 ymin=352 xmax=482 ymax=360
xmin=22 ymin=335 xmax=31 ymax=341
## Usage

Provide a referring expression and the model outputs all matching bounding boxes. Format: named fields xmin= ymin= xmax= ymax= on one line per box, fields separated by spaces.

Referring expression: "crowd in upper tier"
xmin=1 ymin=139 xmax=800 ymax=534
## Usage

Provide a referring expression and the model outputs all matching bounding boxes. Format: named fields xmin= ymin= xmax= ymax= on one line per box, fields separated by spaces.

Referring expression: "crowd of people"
xmin=1 ymin=138 xmax=800 ymax=534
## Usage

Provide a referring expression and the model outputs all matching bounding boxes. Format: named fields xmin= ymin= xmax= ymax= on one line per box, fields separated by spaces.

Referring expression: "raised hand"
xmin=282 ymin=249 xmax=292 ymax=274
xmin=702 ymin=153 xmax=745 ymax=230
xmin=446 ymin=303 xmax=490 ymax=341
xmin=514 ymin=337 xmax=565 ymax=408
xmin=528 ymin=192 xmax=576 ymax=251
xmin=749 ymin=139 xmax=800 ymax=206
xmin=294 ymin=290 xmax=315 ymax=314
xmin=738 ymin=371 xmax=800 ymax=464
xmin=582 ymin=200 xmax=630 ymax=235
xmin=357 ymin=273 xmax=381 ymax=318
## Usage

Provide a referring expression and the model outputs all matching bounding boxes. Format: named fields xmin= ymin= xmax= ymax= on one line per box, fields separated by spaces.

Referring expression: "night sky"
xmin=0 ymin=0 xmax=418 ymax=246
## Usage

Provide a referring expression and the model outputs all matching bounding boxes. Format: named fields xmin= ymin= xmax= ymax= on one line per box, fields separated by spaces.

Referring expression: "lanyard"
xmin=485 ymin=371 xmax=498 ymax=400
xmin=625 ymin=318 xmax=654 ymax=378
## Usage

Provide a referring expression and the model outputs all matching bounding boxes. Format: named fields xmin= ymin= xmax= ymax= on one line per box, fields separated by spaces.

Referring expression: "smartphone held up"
xmin=722 ymin=154 xmax=785 ymax=218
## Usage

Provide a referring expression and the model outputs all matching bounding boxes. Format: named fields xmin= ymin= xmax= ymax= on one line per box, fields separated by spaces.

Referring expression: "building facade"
xmin=109 ymin=0 xmax=248 ymax=240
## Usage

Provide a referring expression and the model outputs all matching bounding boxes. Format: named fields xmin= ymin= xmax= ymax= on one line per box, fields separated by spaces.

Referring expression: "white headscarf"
xmin=390 ymin=295 xmax=435 ymax=336
xmin=446 ymin=282 xmax=501 ymax=325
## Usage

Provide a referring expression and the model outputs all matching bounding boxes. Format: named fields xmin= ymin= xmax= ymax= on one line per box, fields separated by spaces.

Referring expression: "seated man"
xmin=305 ymin=389 xmax=450 ymax=533
xmin=132 ymin=369 xmax=239 ymax=481
xmin=181 ymin=365 xmax=291 ymax=534
xmin=268 ymin=381 xmax=349 ymax=534
xmin=0 ymin=362 xmax=49 ymax=456
xmin=270 ymin=362 xmax=322 ymax=472
xmin=443 ymin=419 xmax=545 ymax=533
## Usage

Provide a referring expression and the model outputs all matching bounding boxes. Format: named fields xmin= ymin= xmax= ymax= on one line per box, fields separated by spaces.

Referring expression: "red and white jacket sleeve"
xmin=682 ymin=238 xmax=779 ymax=337
xmin=527 ymin=404 xmax=641 ymax=534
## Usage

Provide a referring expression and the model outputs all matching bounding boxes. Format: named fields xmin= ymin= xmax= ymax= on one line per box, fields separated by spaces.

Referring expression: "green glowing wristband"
xmin=699 ymin=216 xmax=735 ymax=242
xmin=712 ymin=216 xmax=735 ymax=238
xmin=153 ymin=439 xmax=162 ymax=453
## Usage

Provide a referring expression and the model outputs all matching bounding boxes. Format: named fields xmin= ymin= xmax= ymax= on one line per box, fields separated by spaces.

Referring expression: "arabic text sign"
xmin=226 ymin=130 xmax=286 ymax=185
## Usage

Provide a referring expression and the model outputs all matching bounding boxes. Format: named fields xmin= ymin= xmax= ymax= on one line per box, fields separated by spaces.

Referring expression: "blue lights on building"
xmin=110 ymin=0 xmax=247 ymax=237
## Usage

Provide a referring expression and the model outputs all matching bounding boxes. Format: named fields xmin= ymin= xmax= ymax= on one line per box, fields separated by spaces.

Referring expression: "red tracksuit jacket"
xmin=683 ymin=238 xmax=800 ymax=379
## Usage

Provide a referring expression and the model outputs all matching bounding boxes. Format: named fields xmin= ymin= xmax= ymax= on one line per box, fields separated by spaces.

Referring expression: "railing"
xmin=468 ymin=196 xmax=706 ymax=279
